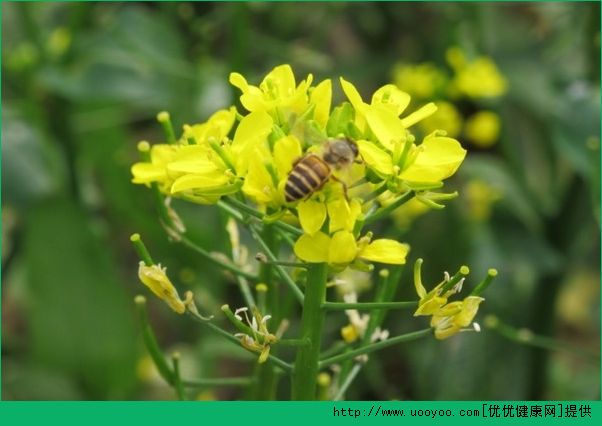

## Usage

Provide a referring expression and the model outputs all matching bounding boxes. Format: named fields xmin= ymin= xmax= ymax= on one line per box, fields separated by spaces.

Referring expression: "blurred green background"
xmin=2 ymin=2 xmax=599 ymax=400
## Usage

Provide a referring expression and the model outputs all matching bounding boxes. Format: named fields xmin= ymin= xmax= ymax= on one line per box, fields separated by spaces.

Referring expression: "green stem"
xmin=485 ymin=316 xmax=600 ymax=364
xmin=363 ymin=191 xmax=415 ymax=225
xmin=171 ymin=353 xmax=187 ymax=400
xmin=291 ymin=263 xmax=329 ymax=400
xmin=250 ymin=226 xmax=304 ymax=304
xmin=320 ymin=328 xmax=432 ymax=369
xmin=334 ymin=363 xmax=362 ymax=401
xmin=179 ymin=235 xmax=257 ymax=281
xmin=183 ymin=377 xmax=253 ymax=387
xmin=157 ymin=111 xmax=177 ymax=144
xmin=135 ymin=296 xmax=173 ymax=385
xmin=224 ymin=197 xmax=303 ymax=236
xmin=221 ymin=305 xmax=266 ymax=343
xmin=130 ymin=234 xmax=154 ymax=266
xmin=279 ymin=338 xmax=310 ymax=347
xmin=471 ymin=268 xmax=498 ymax=296
xmin=322 ymin=301 xmax=417 ymax=310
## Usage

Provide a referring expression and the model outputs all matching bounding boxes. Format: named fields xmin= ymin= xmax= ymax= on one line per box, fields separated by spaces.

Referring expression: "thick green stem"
xmin=292 ymin=263 xmax=329 ymax=400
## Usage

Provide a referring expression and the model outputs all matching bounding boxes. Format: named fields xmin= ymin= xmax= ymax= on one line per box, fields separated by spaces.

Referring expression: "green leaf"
xmin=24 ymin=198 xmax=137 ymax=399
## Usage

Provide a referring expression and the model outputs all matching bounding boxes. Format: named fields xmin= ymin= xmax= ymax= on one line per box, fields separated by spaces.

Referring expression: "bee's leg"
xmin=330 ymin=175 xmax=349 ymax=201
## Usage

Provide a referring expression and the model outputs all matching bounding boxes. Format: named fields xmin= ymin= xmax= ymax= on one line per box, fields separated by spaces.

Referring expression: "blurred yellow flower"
xmin=446 ymin=46 xmax=508 ymax=99
xmin=464 ymin=110 xmax=501 ymax=148
xmin=418 ymin=101 xmax=463 ymax=139
xmin=464 ymin=179 xmax=502 ymax=221
xmin=392 ymin=62 xmax=448 ymax=100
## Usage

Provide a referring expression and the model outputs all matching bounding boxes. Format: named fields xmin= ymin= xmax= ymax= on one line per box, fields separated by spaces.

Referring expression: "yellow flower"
xmin=131 ymin=107 xmax=242 ymax=203
xmin=230 ymin=64 xmax=319 ymax=122
xmin=464 ymin=179 xmax=502 ymax=221
xmin=418 ymin=101 xmax=463 ymax=139
xmin=296 ymin=196 xmax=362 ymax=236
xmin=357 ymin=130 xmax=467 ymax=190
xmin=137 ymin=262 xmax=186 ymax=314
xmin=464 ymin=110 xmax=501 ymax=148
xmin=293 ymin=230 xmax=409 ymax=266
xmin=392 ymin=62 xmax=448 ymax=100
xmin=181 ymin=107 xmax=237 ymax=146
xmin=446 ymin=46 xmax=508 ymax=99
xmin=233 ymin=306 xmax=278 ymax=364
xmin=413 ymin=260 xmax=465 ymax=316
xmin=430 ymin=296 xmax=485 ymax=340
xmin=340 ymin=78 xmax=438 ymax=149
xmin=241 ymin=134 xmax=303 ymax=208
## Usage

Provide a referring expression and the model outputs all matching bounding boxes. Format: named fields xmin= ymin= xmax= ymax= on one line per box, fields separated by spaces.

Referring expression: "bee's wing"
xmin=292 ymin=120 xmax=328 ymax=150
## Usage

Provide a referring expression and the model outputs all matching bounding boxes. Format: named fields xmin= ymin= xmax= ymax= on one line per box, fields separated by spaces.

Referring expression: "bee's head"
xmin=324 ymin=138 xmax=359 ymax=167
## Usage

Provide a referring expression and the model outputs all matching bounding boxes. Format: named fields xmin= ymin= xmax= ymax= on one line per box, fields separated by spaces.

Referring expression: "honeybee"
xmin=284 ymin=138 xmax=359 ymax=203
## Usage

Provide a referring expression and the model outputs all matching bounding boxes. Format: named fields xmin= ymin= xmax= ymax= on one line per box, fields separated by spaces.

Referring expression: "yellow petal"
xmin=371 ymin=84 xmax=411 ymax=116
xmin=399 ymin=133 xmax=467 ymax=183
xmin=261 ymin=64 xmax=296 ymax=96
xmin=328 ymin=231 xmax=358 ymax=264
xmin=229 ymin=72 xmax=249 ymax=92
xmin=231 ymin=111 xmax=273 ymax=173
xmin=138 ymin=263 xmax=185 ymax=314
xmin=294 ymin=232 xmax=330 ymax=263
xmin=454 ymin=296 xmax=485 ymax=327
xmin=356 ymin=140 xmax=394 ymax=175
xmin=273 ymin=135 xmax=302 ymax=178
xmin=339 ymin=77 xmax=367 ymax=114
xmin=240 ymin=86 xmax=269 ymax=112
xmin=131 ymin=163 xmax=166 ymax=184
xmin=241 ymin=158 xmax=276 ymax=204
xmin=327 ymin=198 xmax=361 ymax=233
xmin=364 ymin=104 xmax=406 ymax=151
xmin=414 ymin=295 xmax=448 ymax=316
xmin=297 ymin=199 xmax=327 ymax=235
xmin=206 ymin=107 xmax=237 ymax=140
xmin=434 ymin=323 xmax=461 ymax=340
xmin=167 ymin=158 xmax=219 ymax=174
xmin=311 ymin=79 xmax=332 ymax=127
xmin=359 ymin=239 xmax=409 ymax=264
xmin=171 ymin=173 xmax=230 ymax=193
xmin=400 ymin=102 xmax=438 ymax=128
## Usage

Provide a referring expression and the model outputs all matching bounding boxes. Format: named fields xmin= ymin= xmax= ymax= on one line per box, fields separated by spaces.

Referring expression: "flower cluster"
xmin=393 ymin=46 xmax=507 ymax=148
xmin=131 ymin=64 xmax=467 ymax=271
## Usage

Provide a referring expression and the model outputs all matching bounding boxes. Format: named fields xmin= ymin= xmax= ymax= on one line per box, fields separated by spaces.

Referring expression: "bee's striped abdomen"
xmin=285 ymin=154 xmax=330 ymax=202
